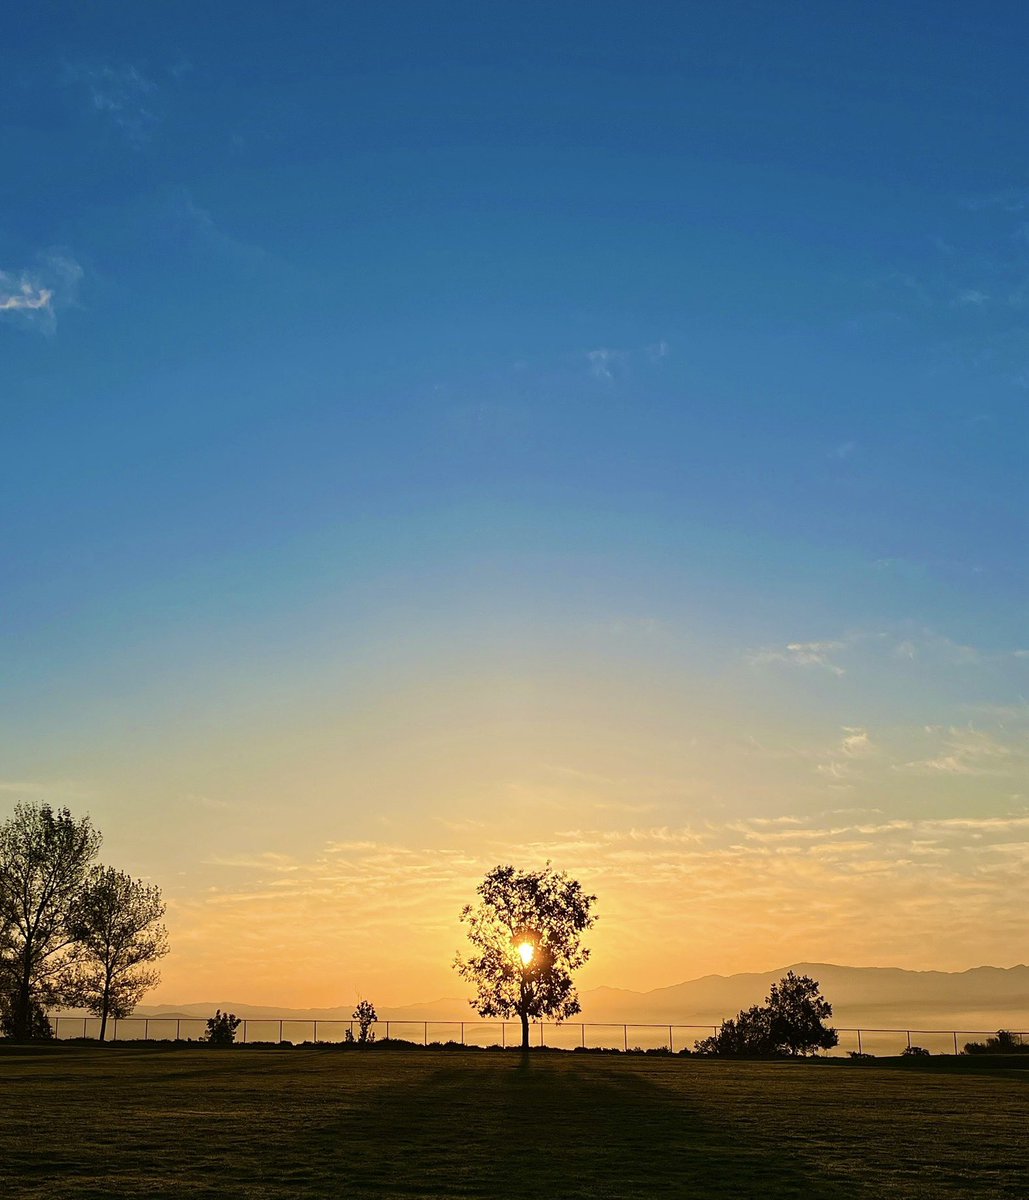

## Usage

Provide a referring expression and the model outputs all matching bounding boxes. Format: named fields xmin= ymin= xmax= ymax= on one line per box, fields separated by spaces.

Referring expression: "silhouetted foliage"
xmin=694 ymin=972 xmax=838 ymax=1057
xmin=964 ymin=1030 xmax=1028 ymax=1055
xmin=205 ymin=1010 xmax=241 ymax=1046
xmin=0 ymin=803 xmax=102 ymax=1040
xmin=353 ymin=999 xmax=377 ymax=1043
xmin=0 ymin=994 xmax=53 ymax=1040
xmin=901 ymin=1045 xmax=930 ymax=1057
xmin=66 ymin=867 xmax=168 ymax=1041
xmin=456 ymin=863 xmax=596 ymax=1052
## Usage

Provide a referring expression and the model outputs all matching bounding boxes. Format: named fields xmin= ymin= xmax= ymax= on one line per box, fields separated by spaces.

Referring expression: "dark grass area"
xmin=1 ymin=1046 xmax=1026 ymax=1198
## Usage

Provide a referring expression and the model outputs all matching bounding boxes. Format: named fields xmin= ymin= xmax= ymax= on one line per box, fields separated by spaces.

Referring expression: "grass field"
xmin=1 ymin=1045 xmax=1026 ymax=1198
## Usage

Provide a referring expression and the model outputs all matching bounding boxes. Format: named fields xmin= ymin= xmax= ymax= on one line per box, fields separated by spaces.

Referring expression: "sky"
xmin=2 ymin=2 xmax=1028 ymax=1007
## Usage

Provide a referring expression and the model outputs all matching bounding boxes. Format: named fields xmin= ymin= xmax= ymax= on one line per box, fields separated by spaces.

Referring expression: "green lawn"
xmin=1 ymin=1045 xmax=1025 ymax=1198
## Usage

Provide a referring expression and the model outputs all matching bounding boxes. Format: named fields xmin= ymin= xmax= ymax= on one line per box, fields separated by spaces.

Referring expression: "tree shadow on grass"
xmin=293 ymin=1055 xmax=855 ymax=1199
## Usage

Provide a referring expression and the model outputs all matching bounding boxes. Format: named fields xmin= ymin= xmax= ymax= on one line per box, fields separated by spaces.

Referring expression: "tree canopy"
xmin=0 ymin=804 xmax=102 ymax=1040
xmin=67 ymin=866 xmax=168 ymax=1041
xmin=455 ymin=863 xmax=596 ymax=1051
xmin=695 ymin=971 xmax=838 ymax=1057
xmin=0 ymin=802 xmax=167 ymax=1041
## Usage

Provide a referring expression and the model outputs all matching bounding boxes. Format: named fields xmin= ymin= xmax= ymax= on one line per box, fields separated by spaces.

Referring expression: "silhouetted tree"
xmin=353 ymin=999 xmax=377 ymax=1043
xmin=766 ymin=971 xmax=838 ymax=1056
xmin=0 ymin=803 xmax=101 ymax=1040
xmin=456 ymin=863 xmax=596 ymax=1053
xmin=964 ymin=1030 xmax=1028 ymax=1054
xmin=695 ymin=972 xmax=838 ymax=1057
xmin=205 ymin=1010 xmax=241 ymax=1045
xmin=67 ymin=867 xmax=168 ymax=1041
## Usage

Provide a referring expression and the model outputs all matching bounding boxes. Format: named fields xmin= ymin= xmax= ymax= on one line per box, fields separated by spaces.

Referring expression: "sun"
xmin=516 ymin=942 xmax=535 ymax=967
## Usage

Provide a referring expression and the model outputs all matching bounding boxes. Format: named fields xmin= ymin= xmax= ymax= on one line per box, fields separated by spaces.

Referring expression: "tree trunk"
xmin=98 ymin=974 xmax=111 ymax=1042
xmin=520 ymin=1010 xmax=530 ymax=1053
xmin=14 ymin=963 xmax=33 ymax=1042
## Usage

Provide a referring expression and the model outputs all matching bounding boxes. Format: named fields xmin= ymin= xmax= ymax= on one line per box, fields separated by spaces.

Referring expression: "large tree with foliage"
xmin=67 ymin=867 xmax=168 ymax=1041
xmin=0 ymin=803 xmax=102 ymax=1040
xmin=455 ymin=863 xmax=596 ymax=1052
xmin=695 ymin=971 xmax=838 ymax=1057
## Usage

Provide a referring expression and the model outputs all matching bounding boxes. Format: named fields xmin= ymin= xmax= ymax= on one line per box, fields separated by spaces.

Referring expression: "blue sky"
xmin=3 ymin=3 xmax=1028 ymax=1001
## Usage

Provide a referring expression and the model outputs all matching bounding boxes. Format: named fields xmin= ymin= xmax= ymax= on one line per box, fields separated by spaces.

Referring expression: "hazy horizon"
xmin=5 ymin=4 xmax=1028 ymax=1012
xmin=131 ymin=958 xmax=1029 ymax=1013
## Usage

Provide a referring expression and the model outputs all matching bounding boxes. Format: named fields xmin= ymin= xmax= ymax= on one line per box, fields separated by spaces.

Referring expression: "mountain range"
xmin=112 ymin=963 xmax=1029 ymax=1032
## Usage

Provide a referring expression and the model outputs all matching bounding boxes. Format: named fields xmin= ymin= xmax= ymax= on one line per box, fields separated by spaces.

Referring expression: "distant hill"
xmin=575 ymin=962 xmax=1029 ymax=1030
xmin=89 ymin=962 xmax=1029 ymax=1032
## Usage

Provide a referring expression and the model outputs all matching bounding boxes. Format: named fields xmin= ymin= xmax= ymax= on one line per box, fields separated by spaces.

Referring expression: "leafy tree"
xmin=67 ymin=867 xmax=168 ymax=1041
xmin=455 ymin=863 xmax=596 ymax=1052
xmin=205 ymin=1010 xmax=241 ymax=1045
xmin=766 ymin=971 xmax=839 ymax=1056
xmin=695 ymin=972 xmax=838 ymax=1057
xmin=353 ymin=999 xmax=377 ymax=1043
xmin=0 ymin=803 xmax=101 ymax=1040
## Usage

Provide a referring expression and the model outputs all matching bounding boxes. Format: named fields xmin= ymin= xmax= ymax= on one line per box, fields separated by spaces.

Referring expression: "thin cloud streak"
xmin=0 ymin=253 xmax=82 ymax=332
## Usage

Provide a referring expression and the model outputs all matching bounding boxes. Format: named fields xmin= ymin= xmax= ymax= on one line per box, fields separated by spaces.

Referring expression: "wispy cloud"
xmin=902 ymin=726 xmax=1021 ymax=777
xmin=64 ymin=63 xmax=159 ymax=145
xmin=0 ymin=253 xmax=82 ymax=333
xmin=585 ymin=341 xmax=669 ymax=383
xmin=586 ymin=347 xmax=621 ymax=381
xmin=0 ymin=778 xmax=92 ymax=800
xmin=748 ymin=640 xmax=848 ymax=676
xmin=144 ymin=186 xmax=269 ymax=268
xmin=746 ymin=625 xmax=1028 ymax=683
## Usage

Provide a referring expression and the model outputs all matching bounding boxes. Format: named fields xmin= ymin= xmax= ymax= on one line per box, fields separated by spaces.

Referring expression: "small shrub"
xmin=964 ymin=1030 xmax=1028 ymax=1055
xmin=848 ymin=1051 xmax=874 ymax=1060
xmin=353 ymin=999 xmax=377 ymax=1043
xmin=205 ymin=1010 xmax=241 ymax=1046
xmin=902 ymin=1045 xmax=930 ymax=1057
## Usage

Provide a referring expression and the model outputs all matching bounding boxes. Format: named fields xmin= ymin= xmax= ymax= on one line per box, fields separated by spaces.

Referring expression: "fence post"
xmin=906 ymin=1031 xmax=911 ymax=1050
xmin=176 ymin=1018 xmax=181 ymax=1041
xmin=460 ymin=1022 xmax=464 ymax=1045
xmin=314 ymin=1020 xmax=318 ymax=1043
xmin=581 ymin=1023 xmax=585 ymax=1048
xmin=502 ymin=1022 xmax=506 ymax=1048
xmin=424 ymin=1021 xmax=428 ymax=1046
xmin=623 ymin=1025 xmax=628 ymax=1052
xmin=669 ymin=1025 xmax=673 ymax=1052
xmin=145 ymin=1018 xmax=149 ymax=1041
xmin=243 ymin=1020 xmax=247 ymax=1043
xmin=953 ymin=1031 xmax=958 ymax=1055
xmin=540 ymin=1023 xmax=544 ymax=1048
xmin=55 ymin=1016 xmax=60 ymax=1039
xmin=83 ymin=1017 xmax=87 ymax=1038
xmin=857 ymin=1029 xmax=862 ymax=1055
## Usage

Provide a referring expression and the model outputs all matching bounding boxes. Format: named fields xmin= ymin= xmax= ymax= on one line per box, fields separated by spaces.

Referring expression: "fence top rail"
xmin=55 ymin=1015 xmax=1029 ymax=1036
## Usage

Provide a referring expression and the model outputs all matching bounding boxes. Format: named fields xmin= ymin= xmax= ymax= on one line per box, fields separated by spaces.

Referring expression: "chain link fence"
xmin=50 ymin=1015 xmax=1028 ymax=1056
